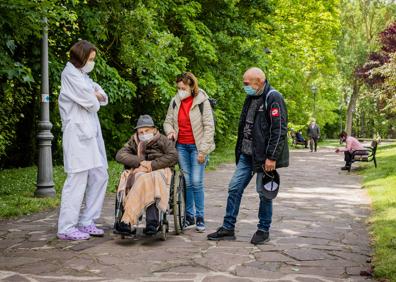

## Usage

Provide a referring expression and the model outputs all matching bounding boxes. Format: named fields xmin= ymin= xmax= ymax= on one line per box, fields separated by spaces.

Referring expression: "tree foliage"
xmin=336 ymin=0 xmax=396 ymax=137
xmin=358 ymin=22 xmax=396 ymax=121
xmin=1 ymin=0 xmax=345 ymax=167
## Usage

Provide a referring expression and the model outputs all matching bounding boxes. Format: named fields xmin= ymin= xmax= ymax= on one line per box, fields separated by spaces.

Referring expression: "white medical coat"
xmin=59 ymin=62 xmax=108 ymax=173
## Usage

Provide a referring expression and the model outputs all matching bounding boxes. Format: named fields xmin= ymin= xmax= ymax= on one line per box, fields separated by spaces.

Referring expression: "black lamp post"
xmin=263 ymin=47 xmax=271 ymax=76
xmin=311 ymin=85 xmax=317 ymax=117
xmin=35 ymin=17 xmax=55 ymax=198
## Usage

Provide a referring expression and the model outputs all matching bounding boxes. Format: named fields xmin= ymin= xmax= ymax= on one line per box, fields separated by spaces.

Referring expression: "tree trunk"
xmin=345 ymin=80 xmax=360 ymax=135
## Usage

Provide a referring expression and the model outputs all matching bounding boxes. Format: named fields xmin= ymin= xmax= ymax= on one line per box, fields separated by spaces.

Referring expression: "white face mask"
xmin=81 ymin=61 xmax=95 ymax=73
xmin=139 ymin=133 xmax=154 ymax=142
xmin=178 ymin=89 xmax=190 ymax=100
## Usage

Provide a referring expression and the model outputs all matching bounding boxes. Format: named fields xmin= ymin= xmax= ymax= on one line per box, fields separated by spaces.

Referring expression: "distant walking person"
xmin=207 ymin=67 xmax=289 ymax=245
xmin=57 ymin=40 xmax=109 ymax=241
xmin=164 ymin=72 xmax=215 ymax=232
xmin=307 ymin=120 xmax=320 ymax=152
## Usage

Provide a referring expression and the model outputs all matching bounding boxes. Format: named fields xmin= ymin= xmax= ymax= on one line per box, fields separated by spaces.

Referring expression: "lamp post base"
xmin=34 ymin=186 xmax=56 ymax=198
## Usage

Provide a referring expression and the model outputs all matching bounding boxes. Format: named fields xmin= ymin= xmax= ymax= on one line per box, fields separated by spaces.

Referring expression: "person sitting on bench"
xmin=295 ymin=131 xmax=308 ymax=148
xmin=335 ymin=131 xmax=366 ymax=171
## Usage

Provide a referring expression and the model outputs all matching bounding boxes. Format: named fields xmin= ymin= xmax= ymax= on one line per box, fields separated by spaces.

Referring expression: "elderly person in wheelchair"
xmin=114 ymin=115 xmax=178 ymax=236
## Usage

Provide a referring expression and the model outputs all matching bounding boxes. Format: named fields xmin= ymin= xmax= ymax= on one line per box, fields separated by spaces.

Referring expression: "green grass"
xmin=0 ymin=161 xmax=123 ymax=219
xmin=359 ymin=143 xmax=396 ymax=281
xmin=0 ymin=142 xmax=235 ymax=219
xmin=318 ymin=139 xmax=341 ymax=148
xmin=206 ymin=141 xmax=235 ymax=170
xmin=289 ymin=138 xmax=341 ymax=150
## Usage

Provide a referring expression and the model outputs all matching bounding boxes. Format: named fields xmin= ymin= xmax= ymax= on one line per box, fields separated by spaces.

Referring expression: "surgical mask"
xmin=178 ymin=90 xmax=190 ymax=100
xmin=243 ymin=85 xmax=257 ymax=96
xmin=81 ymin=61 xmax=95 ymax=73
xmin=139 ymin=133 xmax=154 ymax=142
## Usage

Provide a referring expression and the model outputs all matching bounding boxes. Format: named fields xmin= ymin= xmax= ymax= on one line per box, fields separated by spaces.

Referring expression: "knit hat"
xmin=135 ymin=115 xmax=155 ymax=129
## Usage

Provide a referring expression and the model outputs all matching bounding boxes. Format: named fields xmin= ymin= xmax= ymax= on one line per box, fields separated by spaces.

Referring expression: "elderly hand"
xmin=140 ymin=161 xmax=152 ymax=172
xmin=197 ymin=153 xmax=206 ymax=164
xmin=264 ymin=159 xmax=276 ymax=172
xmin=134 ymin=165 xmax=149 ymax=174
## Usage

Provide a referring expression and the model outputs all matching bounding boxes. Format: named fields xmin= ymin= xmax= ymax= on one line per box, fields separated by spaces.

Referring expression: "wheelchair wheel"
xmin=160 ymin=223 xmax=167 ymax=241
xmin=173 ymin=171 xmax=186 ymax=235
xmin=115 ymin=191 xmax=124 ymax=219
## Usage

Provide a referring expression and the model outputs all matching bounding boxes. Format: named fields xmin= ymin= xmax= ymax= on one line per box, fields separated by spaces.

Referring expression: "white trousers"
xmin=57 ymin=166 xmax=108 ymax=234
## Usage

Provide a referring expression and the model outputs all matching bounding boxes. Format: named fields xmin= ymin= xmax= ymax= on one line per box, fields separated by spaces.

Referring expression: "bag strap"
xmin=198 ymin=102 xmax=204 ymax=115
xmin=265 ymin=89 xmax=278 ymax=110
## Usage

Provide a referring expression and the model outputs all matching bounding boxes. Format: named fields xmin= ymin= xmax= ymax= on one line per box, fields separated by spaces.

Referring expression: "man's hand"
xmin=335 ymin=148 xmax=340 ymax=153
xmin=264 ymin=159 xmax=276 ymax=172
xmin=140 ymin=160 xmax=152 ymax=172
xmin=197 ymin=153 xmax=206 ymax=164
xmin=167 ymin=132 xmax=176 ymax=140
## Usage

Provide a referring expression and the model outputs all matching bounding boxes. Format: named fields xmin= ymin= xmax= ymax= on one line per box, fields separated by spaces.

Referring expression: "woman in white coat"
xmin=57 ymin=40 xmax=109 ymax=241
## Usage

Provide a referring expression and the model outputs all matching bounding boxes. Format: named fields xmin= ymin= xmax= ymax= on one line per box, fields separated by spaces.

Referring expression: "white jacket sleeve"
xmin=61 ymin=71 xmax=100 ymax=112
xmin=91 ymin=79 xmax=109 ymax=106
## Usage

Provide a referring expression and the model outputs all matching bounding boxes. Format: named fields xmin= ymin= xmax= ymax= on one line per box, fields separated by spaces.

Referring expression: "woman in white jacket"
xmin=57 ymin=40 xmax=109 ymax=241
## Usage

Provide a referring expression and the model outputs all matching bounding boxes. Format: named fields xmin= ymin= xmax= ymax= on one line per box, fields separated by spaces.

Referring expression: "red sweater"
xmin=178 ymin=96 xmax=195 ymax=144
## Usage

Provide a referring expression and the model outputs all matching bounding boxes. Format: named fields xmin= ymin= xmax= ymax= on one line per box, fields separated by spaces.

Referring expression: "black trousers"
xmin=344 ymin=151 xmax=352 ymax=167
xmin=309 ymin=137 xmax=319 ymax=151
xmin=146 ymin=203 xmax=159 ymax=227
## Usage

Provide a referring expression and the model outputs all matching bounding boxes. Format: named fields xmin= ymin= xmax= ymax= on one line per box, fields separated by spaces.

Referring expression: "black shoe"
xmin=183 ymin=215 xmax=195 ymax=229
xmin=144 ymin=224 xmax=158 ymax=235
xmin=113 ymin=221 xmax=134 ymax=235
xmin=250 ymin=230 xmax=270 ymax=245
xmin=207 ymin=227 xmax=236 ymax=241
xmin=341 ymin=166 xmax=350 ymax=171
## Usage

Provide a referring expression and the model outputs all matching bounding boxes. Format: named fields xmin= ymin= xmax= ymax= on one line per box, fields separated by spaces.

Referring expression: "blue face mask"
xmin=243 ymin=85 xmax=256 ymax=96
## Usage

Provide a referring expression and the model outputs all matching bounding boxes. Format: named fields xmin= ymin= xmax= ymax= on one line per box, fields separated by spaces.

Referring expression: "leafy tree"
xmin=336 ymin=0 xmax=396 ymax=136
xmin=357 ymin=22 xmax=396 ymax=137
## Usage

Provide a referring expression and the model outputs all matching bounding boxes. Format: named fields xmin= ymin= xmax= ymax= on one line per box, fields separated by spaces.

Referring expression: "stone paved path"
xmin=0 ymin=149 xmax=373 ymax=281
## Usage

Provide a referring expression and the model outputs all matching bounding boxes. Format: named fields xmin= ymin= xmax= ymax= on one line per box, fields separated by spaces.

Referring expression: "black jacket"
xmin=235 ymin=81 xmax=289 ymax=171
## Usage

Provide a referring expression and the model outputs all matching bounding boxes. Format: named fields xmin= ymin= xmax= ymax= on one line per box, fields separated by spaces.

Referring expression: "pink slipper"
xmin=57 ymin=228 xmax=90 ymax=241
xmin=78 ymin=224 xmax=104 ymax=237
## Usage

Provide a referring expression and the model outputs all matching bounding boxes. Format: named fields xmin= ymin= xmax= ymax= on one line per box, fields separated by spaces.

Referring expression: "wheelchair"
xmin=113 ymin=167 xmax=186 ymax=241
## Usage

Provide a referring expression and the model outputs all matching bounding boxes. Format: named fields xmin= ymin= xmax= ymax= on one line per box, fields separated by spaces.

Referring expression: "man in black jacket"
xmin=207 ymin=67 xmax=289 ymax=245
xmin=307 ymin=120 xmax=320 ymax=152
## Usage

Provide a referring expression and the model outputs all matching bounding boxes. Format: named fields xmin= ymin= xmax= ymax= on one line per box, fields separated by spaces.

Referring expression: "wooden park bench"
xmin=348 ymin=140 xmax=378 ymax=172
xmin=290 ymin=132 xmax=308 ymax=148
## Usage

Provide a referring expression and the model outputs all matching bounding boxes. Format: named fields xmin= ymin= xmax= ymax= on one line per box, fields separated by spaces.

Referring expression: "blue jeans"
xmin=223 ymin=154 xmax=273 ymax=231
xmin=176 ymin=143 xmax=206 ymax=218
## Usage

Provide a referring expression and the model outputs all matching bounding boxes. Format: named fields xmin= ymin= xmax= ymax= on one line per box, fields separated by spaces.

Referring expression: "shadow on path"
xmin=0 ymin=149 xmax=373 ymax=281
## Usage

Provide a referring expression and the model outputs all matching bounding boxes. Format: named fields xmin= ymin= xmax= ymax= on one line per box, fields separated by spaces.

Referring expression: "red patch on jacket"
xmin=271 ymin=108 xmax=280 ymax=117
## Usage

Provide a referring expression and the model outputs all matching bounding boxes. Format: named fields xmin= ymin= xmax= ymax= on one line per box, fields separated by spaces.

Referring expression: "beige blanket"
xmin=117 ymin=168 xmax=172 ymax=225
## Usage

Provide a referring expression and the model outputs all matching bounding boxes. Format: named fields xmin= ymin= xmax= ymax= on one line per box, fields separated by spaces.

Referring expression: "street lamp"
xmin=264 ymin=47 xmax=272 ymax=54
xmin=339 ymin=96 xmax=343 ymax=133
xmin=263 ymin=47 xmax=271 ymax=77
xmin=311 ymin=85 xmax=317 ymax=116
xmin=35 ymin=17 xmax=55 ymax=198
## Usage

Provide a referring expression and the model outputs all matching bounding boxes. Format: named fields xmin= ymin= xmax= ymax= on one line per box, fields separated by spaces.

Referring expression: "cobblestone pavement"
xmin=0 ymin=149 xmax=374 ymax=281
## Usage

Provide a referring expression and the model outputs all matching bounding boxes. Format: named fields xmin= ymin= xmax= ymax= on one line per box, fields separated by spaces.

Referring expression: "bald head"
xmin=243 ymin=67 xmax=266 ymax=81
xmin=243 ymin=67 xmax=266 ymax=93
